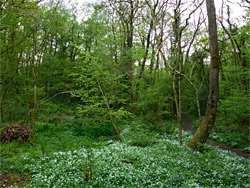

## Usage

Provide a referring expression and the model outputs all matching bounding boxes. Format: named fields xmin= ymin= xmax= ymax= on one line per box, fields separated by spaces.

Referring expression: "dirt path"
xmin=182 ymin=112 xmax=250 ymax=160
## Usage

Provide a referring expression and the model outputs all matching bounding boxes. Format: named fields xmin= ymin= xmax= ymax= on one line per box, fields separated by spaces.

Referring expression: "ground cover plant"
xmin=209 ymin=132 xmax=250 ymax=153
xmin=1 ymin=122 xmax=249 ymax=187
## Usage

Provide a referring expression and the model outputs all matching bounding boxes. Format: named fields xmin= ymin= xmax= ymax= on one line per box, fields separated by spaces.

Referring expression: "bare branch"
xmin=39 ymin=91 xmax=71 ymax=108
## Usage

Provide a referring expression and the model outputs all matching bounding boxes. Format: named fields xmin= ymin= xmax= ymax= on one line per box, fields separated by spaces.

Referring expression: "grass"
xmin=0 ymin=120 xmax=249 ymax=187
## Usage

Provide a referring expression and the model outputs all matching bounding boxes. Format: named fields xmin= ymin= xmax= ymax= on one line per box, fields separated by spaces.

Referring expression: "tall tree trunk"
xmin=31 ymin=27 xmax=37 ymax=134
xmin=135 ymin=19 xmax=153 ymax=102
xmin=128 ymin=0 xmax=134 ymax=105
xmin=177 ymin=32 xmax=183 ymax=146
xmin=187 ymin=0 xmax=220 ymax=151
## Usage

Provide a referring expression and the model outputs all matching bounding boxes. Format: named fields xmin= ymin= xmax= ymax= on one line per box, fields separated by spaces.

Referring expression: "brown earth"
xmin=182 ymin=112 xmax=250 ymax=160
xmin=0 ymin=172 xmax=30 ymax=187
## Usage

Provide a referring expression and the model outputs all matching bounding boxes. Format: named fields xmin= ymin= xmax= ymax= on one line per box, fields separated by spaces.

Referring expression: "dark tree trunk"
xmin=134 ymin=19 xmax=153 ymax=102
xmin=187 ymin=0 xmax=220 ymax=151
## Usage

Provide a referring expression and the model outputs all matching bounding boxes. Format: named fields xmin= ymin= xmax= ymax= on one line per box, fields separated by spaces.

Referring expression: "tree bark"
xmin=187 ymin=0 xmax=220 ymax=151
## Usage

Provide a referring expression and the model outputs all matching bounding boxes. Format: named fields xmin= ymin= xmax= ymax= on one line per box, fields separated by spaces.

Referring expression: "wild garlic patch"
xmin=24 ymin=132 xmax=250 ymax=188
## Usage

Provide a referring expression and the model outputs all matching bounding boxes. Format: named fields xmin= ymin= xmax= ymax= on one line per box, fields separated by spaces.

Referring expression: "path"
xmin=182 ymin=113 xmax=250 ymax=160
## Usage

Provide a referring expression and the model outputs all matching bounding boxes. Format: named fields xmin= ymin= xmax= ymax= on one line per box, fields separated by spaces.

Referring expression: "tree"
xmin=187 ymin=0 xmax=220 ymax=151
xmin=107 ymin=0 xmax=140 ymax=107
xmin=71 ymin=52 xmax=130 ymax=143
xmin=151 ymin=0 xmax=204 ymax=145
xmin=0 ymin=0 xmax=46 ymax=124
xmin=0 ymin=0 xmax=80 ymax=130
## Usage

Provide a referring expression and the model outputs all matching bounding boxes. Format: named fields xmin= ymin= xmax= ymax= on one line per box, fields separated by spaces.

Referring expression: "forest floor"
xmin=1 ymin=118 xmax=249 ymax=187
xmin=182 ymin=112 xmax=250 ymax=160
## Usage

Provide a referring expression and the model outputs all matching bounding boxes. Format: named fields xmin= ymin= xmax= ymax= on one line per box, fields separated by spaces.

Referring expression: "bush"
xmin=72 ymin=118 xmax=115 ymax=138
xmin=162 ymin=120 xmax=179 ymax=134
xmin=121 ymin=122 xmax=156 ymax=147
xmin=216 ymin=93 xmax=249 ymax=135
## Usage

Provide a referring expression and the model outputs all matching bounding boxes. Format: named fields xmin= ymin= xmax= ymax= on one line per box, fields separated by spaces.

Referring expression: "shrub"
xmin=72 ymin=118 xmax=115 ymax=138
xmin=121 ymin=123 xmax=156 ymax=147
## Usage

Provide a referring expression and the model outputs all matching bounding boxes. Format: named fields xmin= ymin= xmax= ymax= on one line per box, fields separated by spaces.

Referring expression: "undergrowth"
xmin=192 ymin=119 xmax=249 ymax=152
xmin=0 ymin=120 xmax=249 ymax=187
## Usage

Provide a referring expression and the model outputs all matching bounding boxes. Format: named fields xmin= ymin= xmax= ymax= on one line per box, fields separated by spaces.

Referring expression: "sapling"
xmin=71 ymin=52 xmax=134 ymax=142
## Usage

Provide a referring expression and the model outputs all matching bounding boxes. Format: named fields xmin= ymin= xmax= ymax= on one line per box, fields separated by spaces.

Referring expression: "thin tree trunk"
xmin=31 ymin=25 xmax=48 ymax=134
xmin=160 ymin=49 xmax=181 ymax=145
xmin=128 ymin=0 xmax=134 ymax=105
xmin=177 ymin=32 xmax=183 ymax=146
xmin=171 ymin=69 xmax=202 ymax=121
xmin=135 ymin=19 xmax=153 ymax=102
xmin=97 ymin=82 xmax=123 ymax=143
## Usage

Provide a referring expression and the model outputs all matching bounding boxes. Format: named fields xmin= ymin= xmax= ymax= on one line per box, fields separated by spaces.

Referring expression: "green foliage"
xmin=1 ymin=1 xmax=250 ymax=187
xmin=72 ymin=119 xmax=115 ymax=138
xmin=182 ymin=48 xmax=210 ymax=117
xmin=134 ymin=70 xmax=173 ymax=122
xmin=163 ymin=120 xmax=180 ymax=134
xmin=37 ymin=100 xmax=76 ymax=123
xmin=121 ymin=123 xmax=156 ymax=147
xmin=74 ymin=147 xmax=95 ymax=186
xmin=209 ymin=132 xmax=249 ymax=151
xmin=192 ymin=118 xmax=201 ymax=130
xmin=217 ymin=93 xmax=249 ymax=129
xmin=0 ymin=0 xmax=82 ymax=124
xmin=71 ymin=52 xmax=132 ymax=122
xmin=213 ymin=64 xmax=249 ymax=146
xmin=110 ymin=107 xmax=135 ymax=120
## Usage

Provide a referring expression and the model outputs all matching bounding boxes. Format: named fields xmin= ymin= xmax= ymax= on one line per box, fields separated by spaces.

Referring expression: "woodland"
xmin=0 ymin=0 xmax=249 ymax=187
